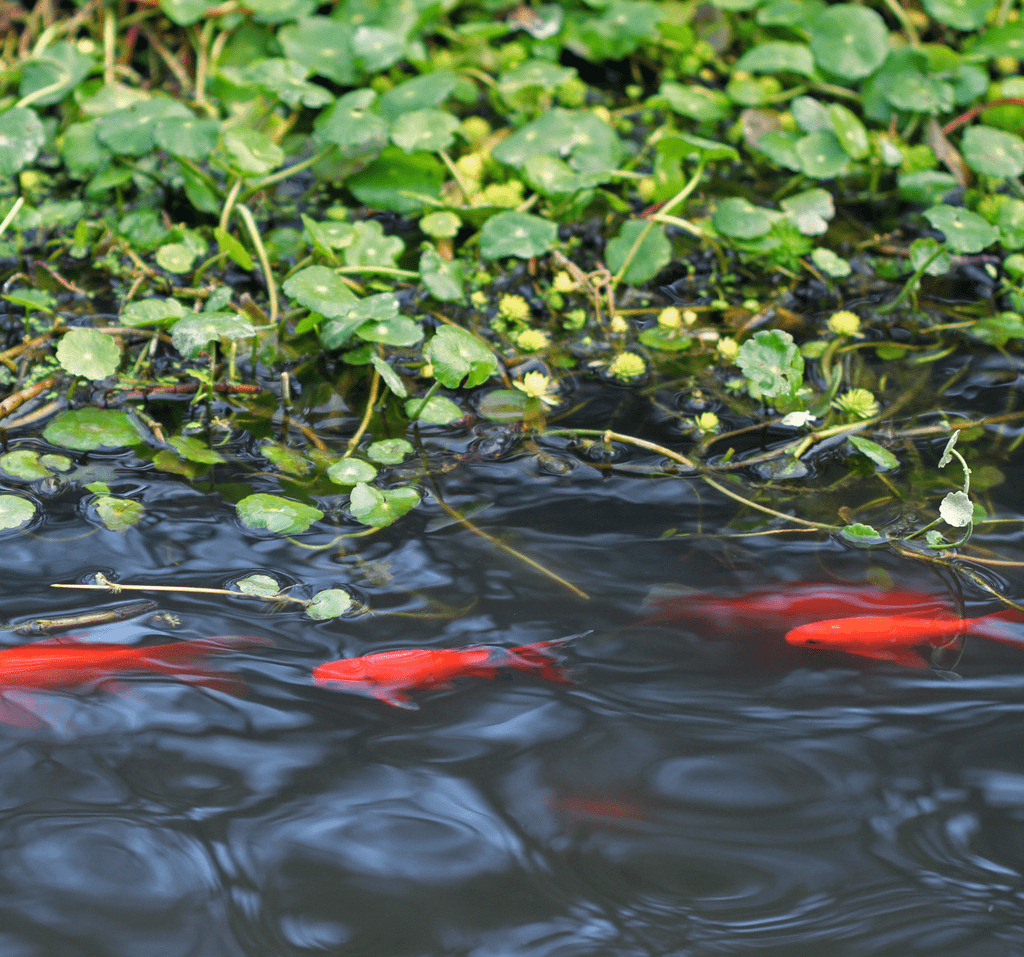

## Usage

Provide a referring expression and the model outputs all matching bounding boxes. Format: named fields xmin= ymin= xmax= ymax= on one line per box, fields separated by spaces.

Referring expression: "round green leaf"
xmin=171 ymin=313 xmax=256 ymax=357
xmin=476 ymin=388 xmax=529 ymax=422
xmin=795 ymin=132 xmax=850 ymax=178
xmin=605 ymin=220 xmax=672 ymax=284
xmin=279 ymin=17 xmax=355 ymax=85
xmin=282 ymin=266 xmax=358 ymax=318
xmin=419 ymin=248 xmax=465 ymax=302
xmin=828 ymin=103 xmax=869 ymax=159
xmin=968 ymin=24 xmax=1024 ymax=60
xmin=425 ymin=326 xmax=498 ymax=389
xmin=0 ymin=495 xmax=35 ymax=530
xmin=940 ymin=490 xmax=973 ymax=528
xmin=366 ymin=438 xmax=413 ymax=465
xmin=839 ymin=523 xmax=886 ymax=546
xmin=94 ymin=495 xmax=145 ymax=532
xmin=43 ymin=409 xmax=141 ymax=451
xmin=121 ymin=297 xmax=186 ymax=328
xmin=737 ymin=329 xmax=804 ymax=399
xmin=235 ymin=574 xmax=282 ymax=597
xmin=391 ymin=109 xmax=461 ymax=154
xmin=923 ymin=204 xmax=999 ymax=253
xmin=0 ymin=107 xmax=45 ymax=177
xmin=924 ymin=0 xmax=995 ymax=30
xmin=735 ymin=42 xmax=815 ymax=77
xmin=356 ymin=315 xmax=424 ymax=347
xmin=0 ymin=451 xmax=57 ymax=480
xmin=377 ymin=71 xmax=459 ymax=121
xmin=56 ymin=328 xmax=121 ymax=380
xmin=236 ymin=493 xmax=323 ymax=533
xmin=349 ymin=482 xmax=420 ymax=527
xmin=420 ymin=212 xmax=461 ymax=239
xmin=811 ymin=247 xmax=851 ymax=277
xmin=327 ymin=458 xmax=378 ymax=485
xmin=405 ymin=395 xmax=463 ymax=424
xmin=306 ymin=588 xmax=355 ymax=620
xmin=479 ymin=212 xmax=558 ymax=260
xmin=655 ymin=83 xmax=732 ymax=122
xmin=154 ymin=116 xmax=220 ymax=160
xmin=780 ymin=188 xmax=834 ymax=236
xmin=221 ymin=127 xmax=284 ymax=176
xmin=347 ymin=147 xmax=445 ymax=214
xmin=810 ymin=5 xmax=889 ymax=80
xmin=713 ymin=198 xmax=774 ymax=239
xmin=344 ymin=220 xmax=405 ymax=269
xmin=961 ymin=125 xmax=1024 ymax=178
xmin=314 ymin=88 xmax=388 ymax=151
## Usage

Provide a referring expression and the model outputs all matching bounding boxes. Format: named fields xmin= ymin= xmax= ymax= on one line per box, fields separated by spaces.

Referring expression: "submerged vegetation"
xmin=2 ymin=0 xmax=1024 ymax=606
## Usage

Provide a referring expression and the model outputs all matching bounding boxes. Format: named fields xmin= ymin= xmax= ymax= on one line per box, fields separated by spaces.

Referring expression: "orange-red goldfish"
xmin=0 ymin=634 xmax=268 ymax=726
xmin=312 ymin=632 xmax=590 ymax=708
xmin=785 ymin=611 xmax=1024 ymax=668
xmin=641 ymin=583 xmax=949 ymax=635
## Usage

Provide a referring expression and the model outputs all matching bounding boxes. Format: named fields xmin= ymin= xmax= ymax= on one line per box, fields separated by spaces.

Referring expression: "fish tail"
xmin=136 ymin=635 xmax=270 ymax=672
xmin=509 ymin=631 xmax=591 ymax=683
xmin=970 ymin=610 xmax=1024 ymax=648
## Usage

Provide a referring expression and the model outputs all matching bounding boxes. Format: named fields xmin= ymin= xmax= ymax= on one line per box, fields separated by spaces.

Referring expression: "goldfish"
xmin=640 ymin=583 xmax=949 ymax=637
xmin=0 ymin=634 xmax=268 ymax=727
xmin=312 ymin=632 xmax=590 ymax=708
xmin=785 ymin=610 xmax=1024 ymax=669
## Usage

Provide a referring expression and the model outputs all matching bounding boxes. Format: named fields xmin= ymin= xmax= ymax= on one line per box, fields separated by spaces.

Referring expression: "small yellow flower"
xmin=514 ymin=371 xmax=559 ymax=407
xmin=717 ymin=338 xmax=739 ymax=360
xmin=481 ymin=181 xmax=524 ymax=208
xmin=827 ymin=310 xmax=861 ymax=337
xmin=592 ymin=106 xmax=612 ymax=124
xmin=455 ymin=153 xmax=485 ymax=183
xmin=516 ymin=328 xmax=549 ymax=352
xmin=609 ymin=316 xmax=629 ymax=334
xmin=421 ymin=362 xmax=434 ymax=378
xmin=460 ymin=117 xmax=491 ymax=146
xmin=552 ymin=271 xmax=576 ymax=293
xmin=471 ymin=291 xmax=489 ymax=309
xmin=683 ymin=309 xmax=698 ymax=326
xmin=832 ymin=388 xmax=879 ymax=419
xmin=694 ymin=412 xmax=720 ymax=434
xmin=498 ymin=294 xmax=530 ymax=322
xmin=609 ymin=352 xmax=645 ymax=381
xmin=658 ymin=307 xmax=682 ymax=329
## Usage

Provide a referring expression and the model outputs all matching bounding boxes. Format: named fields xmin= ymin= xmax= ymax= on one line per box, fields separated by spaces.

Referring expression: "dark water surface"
xmin=3 ymin=403 xmax=1024 ymax=956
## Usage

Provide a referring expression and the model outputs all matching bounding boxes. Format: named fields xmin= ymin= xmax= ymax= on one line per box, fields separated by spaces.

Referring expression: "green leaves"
xmin=0 ymin=108 xmax=46 ymax=177
xmin=737 ymin=330 xmax=804 ymax=400
xmin=923 ymin=205 xmax=999 ymax=254
xmin=479 ymin=212 xmax=558 ymax=260
xmin=43 ymin=410 xmax=141 ymax=451
xmin=56 ymin=329 xmax=121 ymax=380
xmin=236 ymin=493 xmax=323 ymax=534
xmin=809 ymin=5 xmax=889 ymax=80
xmin=605 ymin=221 xmax=671 ymax=283
xmin=349 ymin=482 xmax=420 ymax=527
xmin=424 ymin=326 xmax=498 ymax=388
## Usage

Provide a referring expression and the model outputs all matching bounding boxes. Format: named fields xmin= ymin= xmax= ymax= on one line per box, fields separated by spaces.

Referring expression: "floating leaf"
xmin=479 ymin=212 xmax=558 ymax=260
xmin=349 ymin=482 xmax=420 ymax=527
xmin=366 ymin=438 xmax=413 ymax=465
xmin=327 ymin=458 xmax=378 ymax=485
xmin=306 ymin=588 xmax=355 ymax=620
xmin=171 ymin=312 xmax=256 ymax=357
xmin=121 ymin=297 xmax=186 ymax=327
xmin=236 ymin=574 xmax=282 ymax=597
xmin=425 ymin=326 xmax=498 ymax=388
xmin=737 ymin=329 xmax=804 ymax=399
xmin=56 ymin=328 xmax=121 ymax=380
xmin=282 ymin=266 xmax=358 ymax=317
xmin=476 ymin=389 xmax=529 ymax=422
xmin=0 ymin=495 xmax=35 ymax=531
xmin=0 ymin=107 xmax=46 ymax=177
xmin=961 ymin=125 xmax=1024 ymax=179
xmin=168 ymin=434 xmax=225 ymax=464
xmin=809 ymin=5 xmax=889 ymax=80
xmin=94 ymin=495 xmax=145 ymax=532
xmin=391 ymin=109 xmax=461 ymax=154
xmin=840 ymin=522 xmax=886 ymax=546
xmin=236 ymin=493 xmax=323 ymax=533
xmin=405 ymin=395 xmax=463 ymax=424
xmin=262 ymin=442 xmax=314 ymax=476
xmin=0 ymin=450 xmax=70 ymax=480
xmin=847 ymin=434 xmax=899 ymax=470
xmin=420 ymin=248 xmax=465 ymax=301
xmin=43 ymin=409 xmax=141 ymax=451
xmin=923 ymin=204 xmax=999 ymax=254
xmin=713 ymin=198 xmax=774 ymax=239
xmin=605 ymin=220 xmax=672 ymax=283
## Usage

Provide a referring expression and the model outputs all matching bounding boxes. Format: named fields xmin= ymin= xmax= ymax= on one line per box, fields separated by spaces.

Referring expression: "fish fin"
xmin=970 ymin=610 xmax=1024 ymax=647
xmin=509 ymin=631 xmax=591 ymax=683
xmin=373 ymin=688 xmax=419 ymax=709
xmin=864 ymin=647 xmax=931 ymax=669
xmin=0 ymin=693 xmax=50 ymax=729
xmin=637 ymin=585 xmax=701 ymax=623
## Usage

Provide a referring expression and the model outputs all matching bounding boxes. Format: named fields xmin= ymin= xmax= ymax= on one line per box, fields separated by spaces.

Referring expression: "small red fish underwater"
xmin=640 ymin=583 xmax=950 ymax=636
xmin=0 ymin=634 xmax=268 ymax=727
xmin=785 ymin=610 xmax=1024 ymax=669
xmin=312 ymin=632 xmax=590 ymax=709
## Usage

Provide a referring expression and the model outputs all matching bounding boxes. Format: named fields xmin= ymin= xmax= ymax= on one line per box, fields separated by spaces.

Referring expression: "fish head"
xmin=784 ymin=617 xmax=932 ymax=669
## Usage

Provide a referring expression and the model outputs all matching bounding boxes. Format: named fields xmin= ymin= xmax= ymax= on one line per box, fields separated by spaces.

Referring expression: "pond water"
xmin=2 ymin=380 xmax=1024 ymax=957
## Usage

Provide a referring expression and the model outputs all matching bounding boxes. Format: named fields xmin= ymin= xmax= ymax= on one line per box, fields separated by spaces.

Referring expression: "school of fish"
xmin=5 ymin=582 xmax=1024 ymax=726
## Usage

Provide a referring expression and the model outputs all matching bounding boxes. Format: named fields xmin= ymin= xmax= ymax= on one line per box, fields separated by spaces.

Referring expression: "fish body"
xmin=785 ymin=611 xmax=1024 ymax=668
xmin=642 ymin=583 xmax=948 ymax=636
xmin=0 ymin=634 xmax=267 ymax=725
xmin=313 ymin=632 xmax=588 ymax=708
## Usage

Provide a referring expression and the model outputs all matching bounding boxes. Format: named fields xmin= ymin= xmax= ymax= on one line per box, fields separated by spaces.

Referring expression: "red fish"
xmin=0 ymin=634 xmax=268 ymax=726
xmin=641 ymin=583 xmax=949 ymax=635
xmin=312 ymin=632 xmax=589 ymax=709
xmin=785 ymin=611 xmax=1024 ymax=669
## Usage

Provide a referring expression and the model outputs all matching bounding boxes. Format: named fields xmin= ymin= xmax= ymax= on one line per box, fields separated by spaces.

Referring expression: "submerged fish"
xmin=0 ymin=634 xmax=268 ymax=726
xmin=640 ymin=583 xmax=949 ymax=636
xmin=785 ymin=610 xmax=1024 ymax=669
xmin=312 ymin=632 xmax=590 ymax=709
